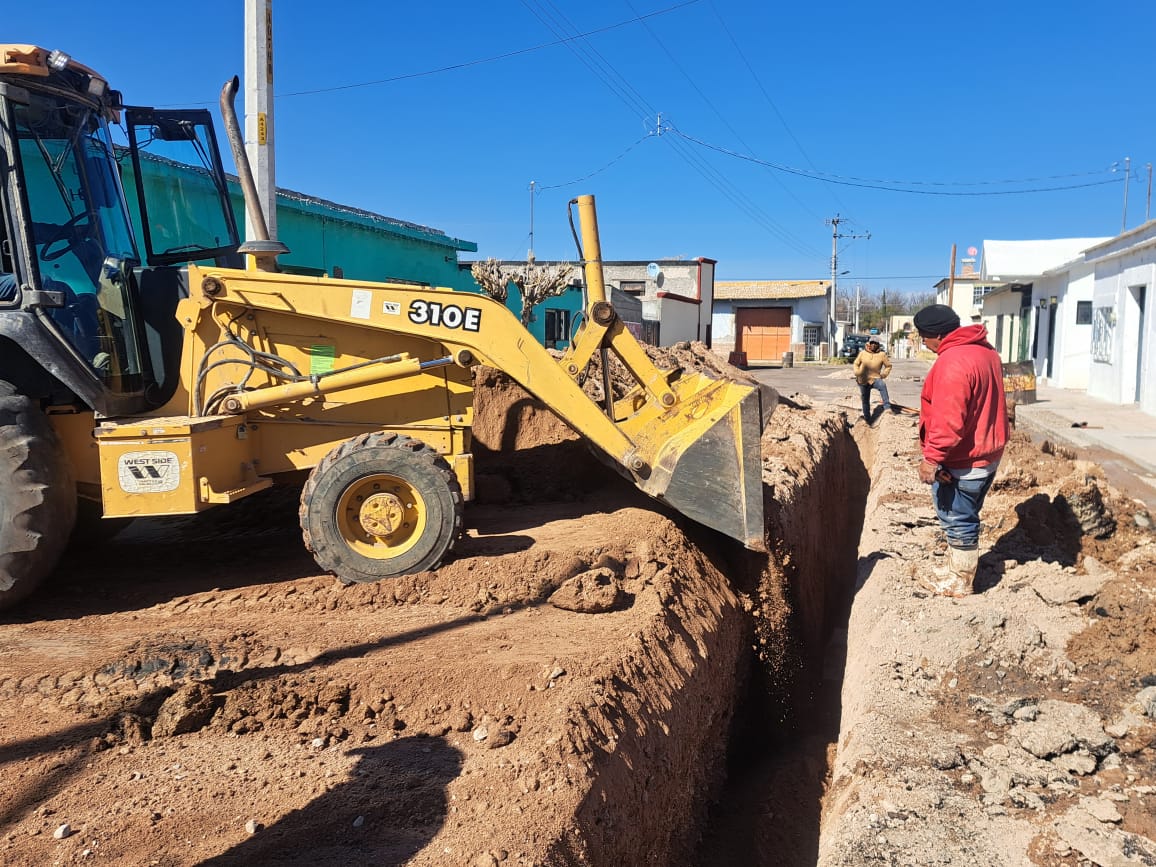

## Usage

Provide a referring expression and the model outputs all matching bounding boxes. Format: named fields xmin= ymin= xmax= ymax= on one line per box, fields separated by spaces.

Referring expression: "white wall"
xmin=980 ymin=290 xmax=1022 ymax=362
xmin=1050 ymin=265 xmax=1096 ymax=390
xmin=712 ymin=300 xmax=737 ymax=346
xmin=696 ymin=260 xmax=715 ymax=344
xmin=1084 ymin=226 xmax=1156 ymax=411
xmin=794 ymin=297 xmax=827 ymax=342
xmin=656 ymin=294 xmax=703 ymax=344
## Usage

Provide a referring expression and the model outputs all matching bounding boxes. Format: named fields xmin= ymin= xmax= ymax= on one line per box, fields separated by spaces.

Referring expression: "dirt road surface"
xmin=2 ymin=355 xmax=1154 ymax=866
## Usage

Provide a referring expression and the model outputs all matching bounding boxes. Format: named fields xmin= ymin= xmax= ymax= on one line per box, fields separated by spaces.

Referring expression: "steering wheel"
xmin=41 ymin=213 xmax=93 ymax=262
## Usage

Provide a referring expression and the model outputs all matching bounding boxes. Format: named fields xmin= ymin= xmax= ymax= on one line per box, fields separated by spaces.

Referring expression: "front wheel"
xmin=300 ymin=433 xmax=463 ymax=583
xmin=0 ymin=383 xmax=77 ymax=610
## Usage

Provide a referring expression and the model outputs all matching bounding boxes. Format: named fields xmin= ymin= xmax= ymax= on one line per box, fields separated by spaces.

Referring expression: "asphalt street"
xmin=748 ymin=359 xmax=1156 ymax=512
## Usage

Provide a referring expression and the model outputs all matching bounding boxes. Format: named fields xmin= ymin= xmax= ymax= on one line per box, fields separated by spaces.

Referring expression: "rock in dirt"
xmin=1055 ymin=804 xmax=1156 ymax=866
xmin=1034 ymin=571 xmax=1109 ymax=605
xmin=1080 ymin=796 xmax=1123 ymax=824
xmin=1013 ymin=700 xmax=1114 ymax=759
xmin=487 ymin=729 xmax=514 ymax=749
xmin=1137 ymin=686 xmax=1156 ymax=718
xmin=53 ymin=823 xmax=73 ymax=839
xmin=152 ymin=682 xmax=216 ymax=738
xmin=548 ymin=567 xmax=625 ymax=613
xmin=1055 ymin=475 xmax=1117 ymax=539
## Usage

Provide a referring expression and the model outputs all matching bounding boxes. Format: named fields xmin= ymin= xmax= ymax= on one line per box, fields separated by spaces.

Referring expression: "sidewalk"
xmin=1013 ymin=382 xmax=1156 ymax=477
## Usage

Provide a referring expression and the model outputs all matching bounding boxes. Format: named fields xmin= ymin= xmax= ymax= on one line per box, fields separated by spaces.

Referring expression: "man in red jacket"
xmin=914 ymin=304 xmax=1009 ymax=597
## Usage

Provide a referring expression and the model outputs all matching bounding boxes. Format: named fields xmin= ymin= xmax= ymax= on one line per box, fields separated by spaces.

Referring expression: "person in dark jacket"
xmin=914 ymin=304 xmax=1009 ymax=597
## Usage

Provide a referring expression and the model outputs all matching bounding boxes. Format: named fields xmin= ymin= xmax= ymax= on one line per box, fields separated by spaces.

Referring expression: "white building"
xmin=1080 ymin=222 xmax=1156 ymax=412
xmin=978 ymin=237 xmax=1108 ymax=387
xmin=933 ymin=274 xmax=1007 ymax=324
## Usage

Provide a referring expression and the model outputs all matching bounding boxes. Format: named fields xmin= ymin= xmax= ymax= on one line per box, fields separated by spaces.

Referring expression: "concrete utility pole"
xmin=825 ymin=215 xmax=870 ymax=358
xmin=1121 ymin=156 xmax=1131 ymax=233
xmin=245 ymin=0 xmax=277 ymax=241
xmin=528 ymin=180 xmax=536 ymax=263
xmin=1147 ymin=163 xmax=1152 ymax=222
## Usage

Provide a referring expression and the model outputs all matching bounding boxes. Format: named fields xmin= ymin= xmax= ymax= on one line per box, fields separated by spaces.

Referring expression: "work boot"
xmin=918 ymin=547 xmax=979 ymax=597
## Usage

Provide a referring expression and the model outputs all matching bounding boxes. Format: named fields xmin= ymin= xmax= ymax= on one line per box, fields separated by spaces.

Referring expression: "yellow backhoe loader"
xmin=0 ymin=44 xmax=775 ymax=610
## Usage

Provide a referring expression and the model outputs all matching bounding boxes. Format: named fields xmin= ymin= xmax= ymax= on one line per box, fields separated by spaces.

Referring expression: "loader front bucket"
xmin=635 ymin=376 xmax=776 ymax=552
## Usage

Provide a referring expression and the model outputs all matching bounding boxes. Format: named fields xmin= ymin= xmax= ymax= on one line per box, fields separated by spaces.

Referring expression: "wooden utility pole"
xmin=245 ymin=0 xmax=277 ymax=240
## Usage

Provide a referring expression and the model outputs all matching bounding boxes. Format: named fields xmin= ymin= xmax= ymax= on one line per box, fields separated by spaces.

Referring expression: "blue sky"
xmin=9 ymin=1 xmax=1155 ymax=297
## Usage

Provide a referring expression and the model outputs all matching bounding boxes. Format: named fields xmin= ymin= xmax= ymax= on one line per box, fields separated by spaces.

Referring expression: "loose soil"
xmin=2 ymin=358 xmax=1154 ymax=867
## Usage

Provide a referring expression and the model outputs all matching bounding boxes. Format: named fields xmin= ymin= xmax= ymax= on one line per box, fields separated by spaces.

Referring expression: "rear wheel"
xmin=300 ymin=433 xmax=463 ymax=583
xmin=0 ymin=383 xmax=77 ymax=611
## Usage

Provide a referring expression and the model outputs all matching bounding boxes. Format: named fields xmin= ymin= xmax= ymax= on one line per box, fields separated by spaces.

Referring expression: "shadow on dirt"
xmin=195 ymin=736 xmax=463 ymax=866
xmin=10 ymin=463 xmax=639 ymax=622
xmin=978 ymin=492 xmax=1085 ymax=592
xmin=0 ymin=605 xmax=519 ymax=839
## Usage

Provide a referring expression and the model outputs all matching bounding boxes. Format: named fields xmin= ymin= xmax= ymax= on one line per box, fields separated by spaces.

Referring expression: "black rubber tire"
xmin=300 ymin=433 xmax=463 ymax=583
xmin=0 ymin=382 xmax=77 ymax=611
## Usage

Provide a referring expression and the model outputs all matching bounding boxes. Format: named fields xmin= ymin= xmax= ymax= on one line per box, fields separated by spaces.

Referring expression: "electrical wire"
xmin=668 ymin=127 xmax=1121 ymax=195
xmin=538 ymin=135 xmax=654 ymax=190
xmin=174 ymin=1 xmax=704 ymax=105
xmin=519 ymin=0 xmax=826 ymax=261
xmin=623 ymin=0 xmax=826 ymax=230
xmin=707 ymin=0 xmax=850 ymax=215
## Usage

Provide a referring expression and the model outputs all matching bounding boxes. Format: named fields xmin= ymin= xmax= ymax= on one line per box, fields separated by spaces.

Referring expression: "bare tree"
xmin=470 ymin=258 xmax=509 ymax=304
xmin=509 ymin=262 xmax=574 ymax=326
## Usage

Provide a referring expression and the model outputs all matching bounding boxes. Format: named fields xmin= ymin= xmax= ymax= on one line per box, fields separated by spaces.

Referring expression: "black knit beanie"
xmin=913 ymin=304 xmax=961 ymax=337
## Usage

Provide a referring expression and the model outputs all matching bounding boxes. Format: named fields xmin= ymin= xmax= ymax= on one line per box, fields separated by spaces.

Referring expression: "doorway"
xmin=1129 ymin=285 xmax=1147 ymax=404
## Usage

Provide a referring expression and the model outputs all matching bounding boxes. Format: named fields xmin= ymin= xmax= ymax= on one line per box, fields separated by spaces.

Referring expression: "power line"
xmin=707 ymin=0 xmax=849 ymax=215
xmin=668 ymin=127 xmax=1121 ymax=195
xmin=623 ymin=0 xmax=826 ymax=232
xmin=537 ymin=135 xmax=654 ymax=190
xmin=160 ymin=0 xmax=704 ymax=105
xmin=518 ymin=0 xmax=823 ymax=262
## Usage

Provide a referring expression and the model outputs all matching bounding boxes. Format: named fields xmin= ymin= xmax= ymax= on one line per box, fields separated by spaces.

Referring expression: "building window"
xmin=1091 ymin=306 xmax=1114 ymax=363
xmin=544 ymin=308 xmax=571 ymax=349
xmin=972 ymin=285 xmax=994 ymax=305
xmin=1075 ymin=300 xmax=1093 ymax=325
xmin=620 ymin=281 xmax=645 ymax=295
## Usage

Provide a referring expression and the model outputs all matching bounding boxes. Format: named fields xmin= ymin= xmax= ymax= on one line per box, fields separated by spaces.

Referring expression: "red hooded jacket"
xmin=919 ymin=324 xmax=1009 ymax=469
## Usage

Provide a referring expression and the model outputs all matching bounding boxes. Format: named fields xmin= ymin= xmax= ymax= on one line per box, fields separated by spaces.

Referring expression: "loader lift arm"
xmin=183 ymin=195 xmax=771 ymax=552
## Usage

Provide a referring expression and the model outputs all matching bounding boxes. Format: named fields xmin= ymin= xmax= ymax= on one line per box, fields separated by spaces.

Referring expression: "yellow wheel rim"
xmin=335 ymin=473 xmax=427 ymax=560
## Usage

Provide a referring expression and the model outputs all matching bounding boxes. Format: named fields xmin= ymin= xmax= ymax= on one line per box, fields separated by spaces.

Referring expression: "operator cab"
xmin=0 ymin=44 xmax=239 ymax=416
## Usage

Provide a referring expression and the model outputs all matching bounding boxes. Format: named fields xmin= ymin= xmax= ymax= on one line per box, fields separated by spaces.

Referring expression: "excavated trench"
xmin=468 ymin=364 xmax=877 ymax=865
xmin=690 ymin=399 xmax=873 ymax=867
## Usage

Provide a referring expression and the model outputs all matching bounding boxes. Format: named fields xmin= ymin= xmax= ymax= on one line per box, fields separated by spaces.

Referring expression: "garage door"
xmin=736 ymin=307 xmax=791 ymax=363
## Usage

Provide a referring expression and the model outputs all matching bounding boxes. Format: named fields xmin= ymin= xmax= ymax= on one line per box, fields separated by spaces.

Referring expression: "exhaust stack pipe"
xmin=219 ymin=76 xmax=287 ymax=270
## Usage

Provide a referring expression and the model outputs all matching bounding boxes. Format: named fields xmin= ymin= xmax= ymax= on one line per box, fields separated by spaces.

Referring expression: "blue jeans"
xmin=932 ymin=473 xmax=996 ymax=550
xmin=859 ymin=380 xmax=890 ymax=418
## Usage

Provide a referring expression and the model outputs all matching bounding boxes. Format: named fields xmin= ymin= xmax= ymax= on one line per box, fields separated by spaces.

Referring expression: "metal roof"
xmin=979 ymin=238 xmax=1109 ymax=281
